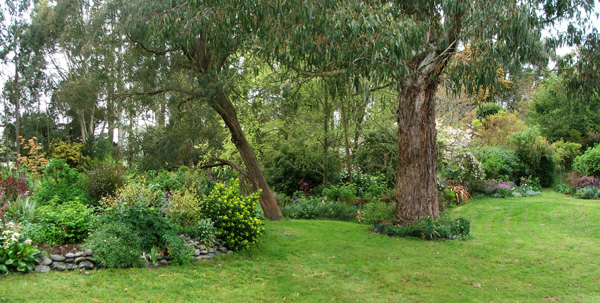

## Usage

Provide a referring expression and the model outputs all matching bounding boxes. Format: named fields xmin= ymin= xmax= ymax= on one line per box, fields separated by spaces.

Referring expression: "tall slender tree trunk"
xmin=395 ymin=75 xmax=439 ymax=224
xmin=14 ymin=64 xmax=21 ymax=156
xmin=322 ymin=94 xmax=330 ymax=188
xmin=341 ymin=95 xmax=352 ymax=183
xmin=211 ymin=88 xmax=283 ymax=220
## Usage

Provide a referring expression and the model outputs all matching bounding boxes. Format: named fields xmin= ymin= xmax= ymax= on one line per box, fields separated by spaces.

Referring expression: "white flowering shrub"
xmin=438 ymin=123 xmax=485 ymax=186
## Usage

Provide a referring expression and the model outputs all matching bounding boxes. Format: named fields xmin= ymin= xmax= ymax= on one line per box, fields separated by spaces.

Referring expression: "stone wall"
xmin=34 ymin=238 xmax=232 ymax=273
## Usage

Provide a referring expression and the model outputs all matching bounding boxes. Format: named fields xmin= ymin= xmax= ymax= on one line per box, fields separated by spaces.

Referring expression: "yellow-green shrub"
xmin=48 ymin=139 xmax=87 ymax=168
xmin=166 ymin=189 xmax=202 ymax=226
xmin=200 ymin=179 xmax=264 ymax=250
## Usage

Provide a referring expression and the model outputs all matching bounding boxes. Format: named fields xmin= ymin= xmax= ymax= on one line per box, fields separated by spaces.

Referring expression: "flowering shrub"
xmin=200 ymin=179 xmax=264 ymax=251
xmin=574 ymin=176 xmax=599 ymax=189
xmin=0 ymin=221 xmax=40 ymax=273
xmin=17 ymin=137 xmax=48 ymax=177
xmin=483 ymin=180 xmax=541 ymax=198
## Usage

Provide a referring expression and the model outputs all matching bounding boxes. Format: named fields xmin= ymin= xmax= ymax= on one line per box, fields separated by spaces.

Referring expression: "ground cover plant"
xmin=1 ymin=191 xmax=599 ymax=302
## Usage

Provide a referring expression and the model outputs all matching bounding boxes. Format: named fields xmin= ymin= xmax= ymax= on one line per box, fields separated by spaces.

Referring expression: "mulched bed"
xmin=36 ymin=243 xmax=83 ymax=255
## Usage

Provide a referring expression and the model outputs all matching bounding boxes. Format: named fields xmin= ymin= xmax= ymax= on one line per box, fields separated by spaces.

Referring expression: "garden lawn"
xmin=2 ymin=190 xmax=600 ymax=302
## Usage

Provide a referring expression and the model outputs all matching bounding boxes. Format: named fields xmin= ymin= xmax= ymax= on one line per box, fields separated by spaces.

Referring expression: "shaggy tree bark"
xmin=395 ymin=74 xmax=440 ymax=223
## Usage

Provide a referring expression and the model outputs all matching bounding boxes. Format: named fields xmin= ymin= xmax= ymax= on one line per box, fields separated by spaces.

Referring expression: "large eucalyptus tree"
xmin=106 ymin=0 xmax=283 ymax=219
xmin=259 ymin=0 xmax=596 ymax=223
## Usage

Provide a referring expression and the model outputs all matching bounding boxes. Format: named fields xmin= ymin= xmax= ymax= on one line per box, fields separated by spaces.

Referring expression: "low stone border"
xmin=34 ymin=237 xmax=232 ymax=273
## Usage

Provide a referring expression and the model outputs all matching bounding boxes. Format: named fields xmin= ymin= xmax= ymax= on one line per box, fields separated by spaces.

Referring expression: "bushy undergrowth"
xmin=573 ymin=144 xmax=600 ymax=177
xmin=574 ymin=186 xmax=600 ymax=200
xmin=34 ymin=159 xmax=89 ymax=205
xmin=85 ymin=221 xmax=144 ymax=268
xmin=361 ymin=201 xmax=396 ymax=224
xmin=81 ymin=158 xmax=127 ymax=203
xmin=34 ymin=198 xmax=96 ymax=244
xmin=179 ymin=218 xmax=217 ymax=248
xmin=281 ymin=196 xmax=357 ymax=221
xmin=385 ymin=215 xmax=470 ymax=240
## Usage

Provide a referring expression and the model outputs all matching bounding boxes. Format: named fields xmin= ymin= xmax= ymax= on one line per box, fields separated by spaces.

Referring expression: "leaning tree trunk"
xmin=211 ymin=88 xmax=283 ymax=220
xmin=395 ymin=75 xmax=440 ymax=224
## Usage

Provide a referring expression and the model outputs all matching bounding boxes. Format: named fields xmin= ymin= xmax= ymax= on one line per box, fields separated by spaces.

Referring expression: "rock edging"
xmin=34 ymin=238 xmax=232 ymax=273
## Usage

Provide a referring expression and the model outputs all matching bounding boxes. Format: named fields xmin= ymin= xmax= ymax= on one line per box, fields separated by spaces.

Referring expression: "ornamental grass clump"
xmin=200 ymin=179 xmax=264 ymax=251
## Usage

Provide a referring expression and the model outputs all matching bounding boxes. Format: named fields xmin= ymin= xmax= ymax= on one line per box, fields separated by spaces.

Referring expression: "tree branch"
xmin=198 ymin=158 xmax=250 ymax=180
xmin=293 ymin=66 xmax=347 ymax=78
xmin=127 ymin=34 xmax=176 ymax=56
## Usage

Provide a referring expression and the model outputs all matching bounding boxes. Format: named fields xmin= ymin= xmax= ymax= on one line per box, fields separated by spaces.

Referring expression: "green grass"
xmin=2 ymin=190 xmax=600 ymax=302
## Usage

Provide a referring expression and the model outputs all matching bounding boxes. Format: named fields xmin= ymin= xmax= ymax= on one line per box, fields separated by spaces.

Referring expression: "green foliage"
xmin=161 ymin=232 xmax=193 ymax=265
xmin=264 ymin=141 xmax=339 ymax=196
xmin=441 ymin=188 xmax=458 ymax=208
xmin=165 ymin=189 xmax=202 ymax=228
xmin=573 ymin=144 xmax=600 ymax=178
xmin=362 ymin=202 xmax=396 ymax=224
xmin=474 ymin=146 xmax=520 ymax=181
xmin=101 ymin=201 xmax=174 ymax=253
xmin=145 ymin=170 xmax=187 ymax=192
xmin=85 ymin=222 xmax=143 ymax=268
xmin=574 ymin=186 xmax=600 ymax=200
xmin=82 ymin=136 xmax=115 ymax=162
xmin=48 ymin=139 xmax=87 ymax=168
xmin=200 ymin=179 xmax=264 ymax=251
xmin=323 ymin=183 xmax=357 ymax=202
xmin=129 ymin=126 xmax=204 ymax=171
xmin=281 ymin=197 xmax=357 ymax=221
xmin=0 ymin=222 xmax=41 ymax=274
xmin=529 ymin=74 xmax=600 ymax=148
xmin=509 ymin=126 xmax=557 ymax=187
xmin=34 ymin=159 xmax=89 ymax=205
xmin=101 ymin=181 xmax=165 ymax=210
xmin=476 ymin=103 xmax=503 ymax=120
xmin=180 ymin=218 xmax=217 ymax=248
xmin=36 ymin=198 xmax=96 ymax=244
xmin=20 ymin=222 xmax=64 ymax=246
xmin=354 ymin=128 xmax=397 ymax=186
xmin=555 ymin=183 xmax=573 ymax=195
xmin=81 ymin=158 xmax=127 ymax=203
xmin=385 ymin=215 xmax=470 ymax=240
xmin=5 ymin=197 xmax=38 ymax=223
xmin=550 ymin=139 xmax=582 ymax=172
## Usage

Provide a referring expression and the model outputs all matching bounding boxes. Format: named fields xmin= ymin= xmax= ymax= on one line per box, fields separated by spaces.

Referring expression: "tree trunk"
xmin=211 ymin=88 xmax=283 ymax=220
xmin=14 ymin=65 xmax=21 ymax=156
xmin=322 ymin=94 xmax=330 ymax=188
xmin=395 ymin=75 xmax=439 ymax=224
xmin=341 ymin=95 xmax=352 ymax=183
